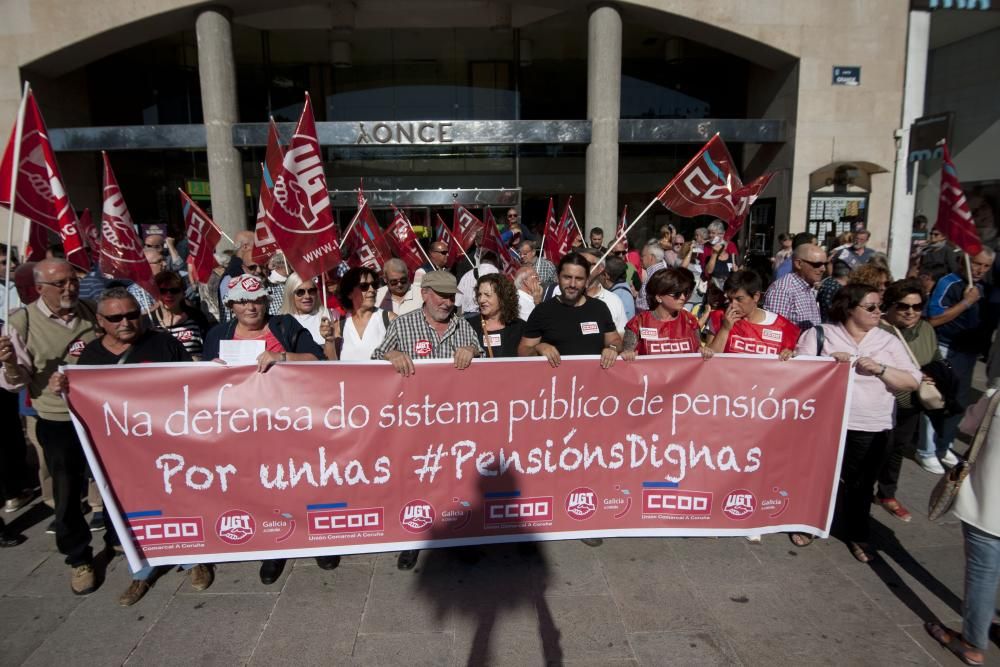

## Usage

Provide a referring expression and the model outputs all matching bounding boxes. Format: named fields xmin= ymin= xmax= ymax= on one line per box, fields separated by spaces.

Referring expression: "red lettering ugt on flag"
xmin=266 ymin=94 xmax=341 ymax=282
xmin=100 ymin=153 xmax=154 ymax=295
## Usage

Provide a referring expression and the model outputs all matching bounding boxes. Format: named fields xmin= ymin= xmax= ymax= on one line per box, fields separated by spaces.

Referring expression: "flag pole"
xmin=178 ymin=188 xmax=235 ymax=245
xmin=4 ymin=81 xmax=30 ymax=325
xmin=965 ymin=252 xmax=974 ymax=288
xmin=591 ymin=196 xmax=660 ymax=274
xmin=568 ymin=203 xmax=585 ymax=241
xmin=338 ymin=204 xmax=364 ymax=250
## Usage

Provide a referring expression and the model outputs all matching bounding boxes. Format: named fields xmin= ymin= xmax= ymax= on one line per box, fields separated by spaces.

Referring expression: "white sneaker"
xmin=745 ymin=535 xmax=762 ymax=543
xmin=917 ymin=455 xmax=946 ymax=474
xmin=941 ymin=450 xmax=960 ymax=467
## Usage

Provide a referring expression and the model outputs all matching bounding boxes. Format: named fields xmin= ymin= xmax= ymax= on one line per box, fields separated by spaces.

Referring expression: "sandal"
xmin=789 ymin=532 xmax=814 ymax=548
xmin=925 ymin=622 xmax=985 ymax=665
xmin=848 ymin=541 xmax=875 ymax=563
xmin=875 ymin=497 xmax=912 ymax=523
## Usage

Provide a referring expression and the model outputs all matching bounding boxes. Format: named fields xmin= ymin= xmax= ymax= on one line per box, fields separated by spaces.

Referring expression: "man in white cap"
xmin=371 ymin=270 xmax=483 ymax=570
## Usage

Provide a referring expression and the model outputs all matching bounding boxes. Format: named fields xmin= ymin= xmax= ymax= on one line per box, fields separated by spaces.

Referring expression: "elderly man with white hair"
xmin=374 ymin=258 xmax=423 ymax=316
xmin=636 ymin=241 xmax=666 ymax=311
xmin=514 ymin=265 xmax=542 ymax=321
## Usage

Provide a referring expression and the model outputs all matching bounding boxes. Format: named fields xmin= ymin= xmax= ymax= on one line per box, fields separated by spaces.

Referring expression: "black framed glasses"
xmin=798 ymin=259 xmax=826 ymax=269
xmin=158 ymin=287 xmax=183 ymax=295
xmin=357 ymin=281 xmax=377 ymax=292
xmin=99 ymin=310 xmax=141 ymax=323
xmin=387 ymin=278 xmax=409 ymax=287
xmin=294 ymin=287 xmax=318 ymax=297
xmin=37 ymin=278 xmax=79 ymax=289
xmin=858 ymin=303 xmax=884 ymax=313
xmin=892 ymin=302 xmax=923 ymax=312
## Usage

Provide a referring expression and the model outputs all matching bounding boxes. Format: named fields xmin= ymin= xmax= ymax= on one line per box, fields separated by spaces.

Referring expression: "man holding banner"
xmin=0 ymin=259 xmax=106 ymax=595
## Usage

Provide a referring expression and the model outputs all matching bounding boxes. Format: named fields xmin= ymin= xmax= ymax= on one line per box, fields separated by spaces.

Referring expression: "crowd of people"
xmin=0 ymin=210 xmax=998 ymax=663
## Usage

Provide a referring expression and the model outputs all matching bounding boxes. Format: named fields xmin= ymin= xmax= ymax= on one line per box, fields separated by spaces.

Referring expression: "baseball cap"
xmin=420 ymin=270 xmax=458 ymax=294
xmin=225 ymin=274 xmax=269 ymax=303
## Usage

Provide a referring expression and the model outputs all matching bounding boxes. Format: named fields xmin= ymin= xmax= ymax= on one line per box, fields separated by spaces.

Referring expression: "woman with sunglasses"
xmin=795 ymin=283 xmax=920 ymax=562
xmin=872 ymin=279 xmax=942 ymax=523
xmin=282 ymin=272 xmax=337 ymax=361
xmin=146 ymin=271 xmax=212 ymax=361
xmin=622 ymin=267 xmax=711 ymax=360
xmin=333 ymin=267 xmax=396 ymax=361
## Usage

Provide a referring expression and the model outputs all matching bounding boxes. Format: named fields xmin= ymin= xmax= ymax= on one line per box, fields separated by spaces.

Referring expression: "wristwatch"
xmin=876 ymin=363 xmax=887 ymax=377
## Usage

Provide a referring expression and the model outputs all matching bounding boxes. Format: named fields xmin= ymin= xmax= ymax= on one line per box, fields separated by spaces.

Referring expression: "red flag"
xmin=23 ymin=220 xmax=50 ymax=262
xmin=616 ymin=204 xmax=628 ymax=239
xmin=655 ymin=134 xmax=748 ymax=225
xmin=546 ymin=197 xmax=580 ymax=263
xmin=252 ymin=120 xmax=283 ymax=266
xmin=266 ymin=94 xmax=342 ymax=282
xmin=179 ymin=190 xmax=222 ymax=283
xmin=0 ymin=90 xmax=90 ymax=269
xmin=100 ymin=152 xmax=154 ymax=294
xmin=77 ymin=208 xmax=99 ymax=261
xmin=452 ymin=203 xmax=484 ymax=251
xmin=434 ymin=213 xmax=461 ymax=268
xmin=936 ymin=143 xmax=982 ymax=256
xmin=542 ymin=197 xmax=561 ymax=260
xmin=387 ymin=207 xmax=426 ymax=273
xmin=344 ymin=199 xmax=393 ymax=273
xmin=480 ymin=207 xmax=519 ymax=278
xmin=724 ymin=172 xmax=774 ymax=241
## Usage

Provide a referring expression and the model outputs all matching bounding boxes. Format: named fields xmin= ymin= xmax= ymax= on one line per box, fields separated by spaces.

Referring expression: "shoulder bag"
xmin=889 ymin=324 xmax=945 ymax=411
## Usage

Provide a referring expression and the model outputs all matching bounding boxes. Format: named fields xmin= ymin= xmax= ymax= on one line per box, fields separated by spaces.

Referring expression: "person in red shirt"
xmin=707 ymin=270 xmax=799 ymax=360
xmin=622 ymin=267 xmax=711 ymax=359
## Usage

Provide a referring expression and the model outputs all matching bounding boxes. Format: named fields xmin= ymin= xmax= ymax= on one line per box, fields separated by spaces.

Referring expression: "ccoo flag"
xmin=178 ymin=189 xmax=222 ymax=283
xmin=266 ymin=94 xmax=342 ymax=281
xmin=936 ymin=142 xmax=982 ymax=256
xmin=252 ymin=119 xmax=283 ymax=266
xmin=100 ymin=152 xmax=154 ymax=295
xmin=387 ymin=207 xmax=426 ymax=274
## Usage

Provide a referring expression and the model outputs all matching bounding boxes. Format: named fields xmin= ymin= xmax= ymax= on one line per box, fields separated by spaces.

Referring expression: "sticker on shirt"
xmin=646 ymin=338 xmax=695 ymax=355
xmin=68 ymin=339 xmax=87 ymax=357
xmin=580 ymin=321 xmax=600 ymax=335
xmin=639 ymin=327 xmax=659 ymax=340
xmin=760 ymin=328 xmax=783 ymax=343
xmin=484 ymin=333 xmax=502 ymax=348
xmin=413 ymin=340 xmax=432 ymax=357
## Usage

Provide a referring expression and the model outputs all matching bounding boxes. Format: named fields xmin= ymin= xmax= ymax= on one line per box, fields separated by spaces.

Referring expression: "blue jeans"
xmin=962 ymin=522 xmax=1000 ymax=650
xmin=917 ymin=344 xmax=978 ymax=459
xmin=131 ymin=563 xmax=196 ymax=581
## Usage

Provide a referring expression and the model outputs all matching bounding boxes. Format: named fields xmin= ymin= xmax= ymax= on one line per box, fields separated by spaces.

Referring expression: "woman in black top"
xmin=466 ymin=273 xmax=524 ymax=358
xmin=145 ymin=271 xmax=212 ymax=360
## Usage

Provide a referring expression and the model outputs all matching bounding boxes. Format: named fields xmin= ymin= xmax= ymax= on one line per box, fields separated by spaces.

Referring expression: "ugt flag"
xmin=0 ymin=89 xmax=89 ymax=269
xmin=178 ymin=189 xmax=222 ymax=283
xmin=266 ymin=94 xmax=342 ymax=281
xmin=936 ymin=142 xmax=982 ymax=256
xmin=100 ymin=152 xmax=154 ymax=295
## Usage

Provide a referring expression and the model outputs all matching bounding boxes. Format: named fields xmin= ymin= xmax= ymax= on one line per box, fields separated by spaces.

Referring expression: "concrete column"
xmin=195 ymin=7 xmax=246 ymax=241
xmin=585 ymin=3 xmax=622 ymax=239
xmin=887 ymin=10 xmax=930 ymax=279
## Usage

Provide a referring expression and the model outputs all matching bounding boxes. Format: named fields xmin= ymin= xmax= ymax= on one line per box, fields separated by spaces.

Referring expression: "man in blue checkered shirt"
xmin=762 ymin=243 xmax=827 ymax=331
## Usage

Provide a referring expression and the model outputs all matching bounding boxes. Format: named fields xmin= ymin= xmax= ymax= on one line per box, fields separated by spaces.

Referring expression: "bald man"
xmin=762 ymin=243 xmax=827 ymax=330
xmin=0 ymin=259 xmax=110 ymax=595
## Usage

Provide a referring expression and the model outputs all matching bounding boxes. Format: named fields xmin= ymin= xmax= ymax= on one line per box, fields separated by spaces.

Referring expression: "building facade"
xmin=1 ymin=0 xmax=914 ymax=257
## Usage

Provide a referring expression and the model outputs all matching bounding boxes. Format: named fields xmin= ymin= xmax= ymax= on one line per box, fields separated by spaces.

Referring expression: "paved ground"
xmin=1 ymin=363 xmax=996 ymax=666
xmin=0 ymin=452 xmax=989 ymax=666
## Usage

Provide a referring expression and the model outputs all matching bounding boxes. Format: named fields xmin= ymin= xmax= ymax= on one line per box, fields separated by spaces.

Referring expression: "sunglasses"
xmin=244 ymin=264 xmax=263 ymax=272
xmin=294 ymin=287 xmax=318 ymax=297
xmin=430 ymin=248 xmax=447 ymax=255
xmin=159 ymin=287 xmax=183 ymax=295
xmin=387 ymin=278 xmax=409 ymax=287
xmin=358 ymin=281 xmax=376 ymax=291
xmin=100 ymin=310 xmax=141 ymax=323
xmin=798 ymin=259 xmax=826 ymax=269
xmin=858 ymin=303 xmax=884 ymax=313
xmin=144 ymin=243 xmax=164 ymax=249
xmin=892 ymin=302 xmax=923 ymax=312
xmin=662 ymin=291 xmax=688 ymax=300
xmin=37 ymin=278 xmax=80 ymax=289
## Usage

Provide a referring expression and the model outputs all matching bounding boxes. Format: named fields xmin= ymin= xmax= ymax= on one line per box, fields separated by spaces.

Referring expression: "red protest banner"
xmin=100 ymin=152 xmax=154 ymax=294
xmin=936 ymin=142 xmax=982 ymax=256
xmin=266 ymin=94 xmax=342 ymax=281
xmin=179 ymin=190 xmax=222 ymax=283
xmin=64 ymin=355 xmax=850 ymax=570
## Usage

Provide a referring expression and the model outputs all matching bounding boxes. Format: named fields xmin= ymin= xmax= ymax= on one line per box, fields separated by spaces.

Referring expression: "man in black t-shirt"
xmin=51 ymin=287 xmax=211 ymax=607
xmin=518 ymin=252 xmax=622 ymax=367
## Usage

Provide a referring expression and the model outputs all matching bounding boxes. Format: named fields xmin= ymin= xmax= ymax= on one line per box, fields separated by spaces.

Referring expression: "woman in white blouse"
xmin=282 ymin=272 xmax=337 ymax=361
xmin=332 ymin=267 xmax=395 ymax=361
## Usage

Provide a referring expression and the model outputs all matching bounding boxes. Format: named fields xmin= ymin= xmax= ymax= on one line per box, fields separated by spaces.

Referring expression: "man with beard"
xmin=371 ymin=270 xmax=483 ymax=570
xmin=0 ymin=259 xmax=103 ymax=594
xmin=49 ymin=287 xmax=214 ymax=605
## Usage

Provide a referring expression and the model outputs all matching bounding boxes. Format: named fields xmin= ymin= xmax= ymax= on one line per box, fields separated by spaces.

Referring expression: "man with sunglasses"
xmin=414 ymin=241 xmax=451 ymax=285
xmin=918 ymin=227 xmax=960 ymax=277
xmin=763 ymin=243 xmax=827 ymax=331
xmin=375 ymin=258 xmax=423 ymax=316
xmin=0 ymin=259 xmax=102 ymax=595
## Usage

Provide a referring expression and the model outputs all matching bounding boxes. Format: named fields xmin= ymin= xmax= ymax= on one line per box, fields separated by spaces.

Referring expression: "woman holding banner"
xmin=330 ymin=267 xmax=395 ymax=361
xmin=466 ymin=273 xmax=524 ymax=358
xmin=795 ymin=284 xmax=920 ymax=563
xmin=621 ymin=267 xmax=712 ymax=360
xmin=282 ymin=272 xmax=337 ymax=361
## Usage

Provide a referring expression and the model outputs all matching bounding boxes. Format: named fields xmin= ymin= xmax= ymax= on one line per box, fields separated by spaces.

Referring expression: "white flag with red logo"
xmin=252 ymin=120 xmax=283 ymax=266
xmin=179 ymin=189 xmax=222 ymax=283
xmin=100 ymin=152 xmax=154 ymax=294
xmin=937 ymin=142 xmax=982 ymax=256
xmin=387 ymin=206 xmax=426 ymax=273
xmin=0 ymin=89 xmax=90 ymax=269
xmin=452 ymin=203 xmax=484 ymax=251
xmin=434 ymin=213 xmax=461 ymax=269
xmin=480 ymin=207 xmax=519 ymax=278
xmin=265 ymin=94 xmax=342 ymax=282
